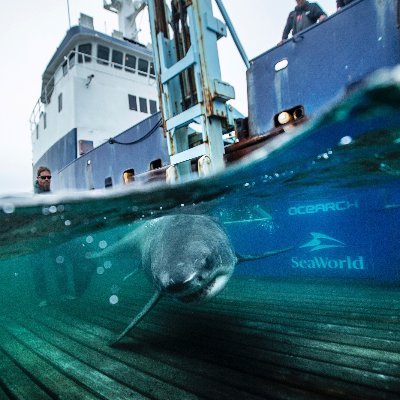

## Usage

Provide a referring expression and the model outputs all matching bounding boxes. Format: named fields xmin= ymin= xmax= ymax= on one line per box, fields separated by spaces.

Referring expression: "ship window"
xmin=125 ymin=54 xmax=136 ymax=73
xmin=36 ymin=124 xmax=39 ymax=140
xmin=43 ymin=113 xmax=47 ymax=130
xmin=69 ymin=51 xmax=75 ymax=68
xmin=123 ymin=169 xmax=135 ymax=184
xmin=149 ymin=100 xmax=157 ymax=114
xmin=62 ymin=60 xmax=68 ymax=76
xmin=128 ymin=94 xmax=137 ymax=111
xmin=112 ymin=50 xmax=123 ymax=69
xmin=78 ymin=43 xmax=92 ymax=63
xmin=58 ymin=93 xmax=63 ymax=112
xmin=97 ymin=45 xmax=110 ymax=65
xmin=138 ymin=58 xmax=148 ymax=76
xmin=139 ymin=97 xmax=147 ymax=113
xmin=150 ymin=159 xmax=162 ymax=170
xmin=149 ymin=62 xmax=155 ymax=77
xmin=79 ymin=140 xmax=94 ymax=155
xmin=105 ymin=176 xmax=113 ymax=188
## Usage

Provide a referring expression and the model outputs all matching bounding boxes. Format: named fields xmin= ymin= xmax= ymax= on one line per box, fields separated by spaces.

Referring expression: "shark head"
xmin=149 ymin=236 xmax=237 ymax=303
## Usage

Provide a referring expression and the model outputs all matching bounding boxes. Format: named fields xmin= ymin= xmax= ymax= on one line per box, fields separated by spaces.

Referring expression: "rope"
xmin=108 ymin=117 xmax=162 ymax=145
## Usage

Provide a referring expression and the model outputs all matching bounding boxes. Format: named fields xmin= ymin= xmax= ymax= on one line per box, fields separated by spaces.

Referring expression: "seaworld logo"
xmin=292 ymin=255 xmax=365 ymax=270
xmin=292 ymin=232 xmax=365 ymax=270
xmin=288 ymin=200 xmax=359 ymax=216
xmin=300 ymin=232 xmax=345 ymax=252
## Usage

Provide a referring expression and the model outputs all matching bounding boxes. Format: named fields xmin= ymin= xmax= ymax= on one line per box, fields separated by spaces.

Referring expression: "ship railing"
xmin=30 ymin=48 xmax=156 ymax=131
xmin=30 ymin=99 xmax=45 ymax=133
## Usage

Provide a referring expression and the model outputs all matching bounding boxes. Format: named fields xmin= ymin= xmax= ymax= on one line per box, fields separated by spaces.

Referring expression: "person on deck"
xmin=34 ymin=166 xmax=52 ymax=193
xmin=279 ymin=0 xmax=327 ymax=44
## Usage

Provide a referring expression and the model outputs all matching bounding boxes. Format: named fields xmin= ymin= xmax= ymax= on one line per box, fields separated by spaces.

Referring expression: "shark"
xmin=92 ymin=214 xmax=290 ymax=345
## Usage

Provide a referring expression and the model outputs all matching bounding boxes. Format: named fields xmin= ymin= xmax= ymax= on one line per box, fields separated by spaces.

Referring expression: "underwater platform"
xmin=0 ymin=277 xmax=399 ymax=399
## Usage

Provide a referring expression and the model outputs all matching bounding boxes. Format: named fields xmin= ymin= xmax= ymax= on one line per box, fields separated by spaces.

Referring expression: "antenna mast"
xmin=104 ymin=0 xmax=147 ymax=41
xmin=66 ymin=0 xmax=72 ymax=28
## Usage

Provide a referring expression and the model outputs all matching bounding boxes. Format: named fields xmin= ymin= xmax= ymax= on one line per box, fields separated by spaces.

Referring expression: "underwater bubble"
xmin=109 ymin=295 xmax=119 ymax=305
xmin=49 ymin=205 xmax=57 ymax=214
xmin=244 ymin=183 xmax=250 ymax=187
xmin=56 ymin=256 xmax=64 ymax=264
xmin=57 ymin=205 xmax=65 ymax=212
xmin=64 ymin=220 xmax=72 ymax=226
xmin=181 ymin=204 xmax=185 ymax=207
xmin=131 ymin=206 xmax=139 ymax=212
xmin=97 ymin=266 xmax=105 ymax=275
xmin=104 ymin=260 xmax=112 ymax=269
xmin=99 ymin=240 xmax=108 ymax=249
xmin=42 ymin=207 xmax=50 ymax=216
xmin=322 ymin=153 xmax=329 ymax=160
xmin=86 ymin=235 xmax=94 ymax=244
xmin=339 ymin=136 xmax=352 ymax=145
xmin=30 ymin=227 xmax=37 ymax=234
xmin=2 ymin=203 xmax=15 ymax=214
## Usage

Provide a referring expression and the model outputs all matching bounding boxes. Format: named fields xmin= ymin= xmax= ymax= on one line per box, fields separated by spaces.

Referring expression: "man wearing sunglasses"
xmin=34 ymin=166 xmax=52 ymax=193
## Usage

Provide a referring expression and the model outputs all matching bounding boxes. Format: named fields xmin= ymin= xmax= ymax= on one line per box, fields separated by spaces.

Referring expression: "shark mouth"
xmin=175 ymin=274 xmax=231 ymax=303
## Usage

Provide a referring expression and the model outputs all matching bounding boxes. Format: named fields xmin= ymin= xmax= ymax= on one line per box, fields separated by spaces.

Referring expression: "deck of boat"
xmin=0 ymin=277 xmax=399 ymax=400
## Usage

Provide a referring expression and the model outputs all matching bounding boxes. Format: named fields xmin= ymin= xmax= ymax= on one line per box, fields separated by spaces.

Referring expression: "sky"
xmin=0 ymin=0 xmax=336 ymax=195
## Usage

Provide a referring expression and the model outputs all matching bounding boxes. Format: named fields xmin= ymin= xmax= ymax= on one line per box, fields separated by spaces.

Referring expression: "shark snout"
xmin=164 ymin=271 xmax=197 ymax=294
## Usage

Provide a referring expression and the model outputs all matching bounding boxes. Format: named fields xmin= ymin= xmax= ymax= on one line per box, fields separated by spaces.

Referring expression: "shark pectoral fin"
xmin=236 ymin=247 xmax=293 ymax=263
xmin=109 ymin=291 xmax=162 ymax=347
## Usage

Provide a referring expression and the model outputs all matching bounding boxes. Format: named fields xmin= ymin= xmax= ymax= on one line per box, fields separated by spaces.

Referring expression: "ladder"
xmin=147 ymin=0 xmax=235 ymax=182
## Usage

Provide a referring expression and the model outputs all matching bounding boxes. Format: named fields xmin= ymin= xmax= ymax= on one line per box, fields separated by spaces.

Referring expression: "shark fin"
xmin=236 ymin=247 xmax=292 ymax=263
xmin=109 ymin=290 xmax=162 ymax=346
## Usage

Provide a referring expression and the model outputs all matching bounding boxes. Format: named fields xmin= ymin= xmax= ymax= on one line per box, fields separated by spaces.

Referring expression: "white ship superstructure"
xmin=30 ymin=1 xmax=157 ymax=174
